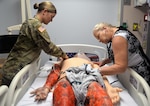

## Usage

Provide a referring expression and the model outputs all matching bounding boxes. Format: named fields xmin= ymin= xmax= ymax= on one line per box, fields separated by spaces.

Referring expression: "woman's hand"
xmin=93 ymin=61 xmax=103 ymax=66
xmin=93 ymin=58 xmax=111 ymax=66
xmin=30 ymin=87 xmax=50 ymax=101
xmin=63 ymin=54 xmax=69 ymax=60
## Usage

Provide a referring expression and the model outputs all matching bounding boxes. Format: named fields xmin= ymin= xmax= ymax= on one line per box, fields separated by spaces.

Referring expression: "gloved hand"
xmin=30 ymin=87 xmax=50 ymax=101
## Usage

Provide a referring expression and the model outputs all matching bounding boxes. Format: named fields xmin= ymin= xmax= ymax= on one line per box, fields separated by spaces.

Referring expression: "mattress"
xmin=5 ymin=44 xmax=149 ymax=106
xmin=17 ymin=71 xmax=138 ymax=106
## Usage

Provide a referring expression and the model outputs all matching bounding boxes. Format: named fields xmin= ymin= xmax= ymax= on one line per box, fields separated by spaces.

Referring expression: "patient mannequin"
xmin=31 ymin=53 xmax=122 ymax=106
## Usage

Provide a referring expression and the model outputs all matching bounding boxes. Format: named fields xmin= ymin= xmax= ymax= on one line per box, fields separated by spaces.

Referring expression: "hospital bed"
xmin=3 ymin=44 xmax=150 ymax=106
xmin=0 ymin=85 xmax=8 ymax=106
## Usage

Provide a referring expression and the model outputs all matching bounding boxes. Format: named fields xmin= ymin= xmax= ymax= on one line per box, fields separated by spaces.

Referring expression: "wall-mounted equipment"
xmin=134 ymin=0 xmax=147 ymax=6
xmin=133 ymin=23 xmax=139 ymax=31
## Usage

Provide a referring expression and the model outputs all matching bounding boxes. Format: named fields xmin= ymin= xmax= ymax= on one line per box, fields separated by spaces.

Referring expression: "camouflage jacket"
xmin=2 ymin=17 xmax=66 ymax=80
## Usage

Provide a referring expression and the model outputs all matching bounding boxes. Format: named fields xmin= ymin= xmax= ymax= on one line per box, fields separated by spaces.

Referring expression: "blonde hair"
xmin=34 ymin=1 xmax=57 ymax=13
xmin=93 ymin=22 xmax=114 ymax=32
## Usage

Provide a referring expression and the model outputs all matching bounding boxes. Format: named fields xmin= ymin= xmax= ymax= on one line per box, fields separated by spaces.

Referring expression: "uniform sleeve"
xmin=29 ymin=20 xmax=67 ymax=58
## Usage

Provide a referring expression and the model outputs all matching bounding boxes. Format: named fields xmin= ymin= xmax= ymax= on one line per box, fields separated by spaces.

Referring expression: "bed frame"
xmin=118 ymin=68 xmax=150 ymax=106
xmin=5 ymin=57 xmax=41 ymax=106
xmin=3 ymin=44 xmax=150 ymax=106
xmin=0 ymin=85 xmax=8 ymax=106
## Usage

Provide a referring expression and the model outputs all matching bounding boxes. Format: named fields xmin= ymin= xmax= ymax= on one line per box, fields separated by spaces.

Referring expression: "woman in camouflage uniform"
xmin=0 ymin=1 xmax=68 ymax=86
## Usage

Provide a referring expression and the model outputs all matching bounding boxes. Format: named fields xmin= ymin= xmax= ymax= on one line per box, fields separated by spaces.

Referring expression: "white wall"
xmin=31 ymin=0 xmax=123 ymax=64
xmin=31 ymin=0 xmax=122 ymax=46
xmin=0 ymin=0 xmax=21 ymax=35
xmin=0 ymin=0 xmax=123 ymax=65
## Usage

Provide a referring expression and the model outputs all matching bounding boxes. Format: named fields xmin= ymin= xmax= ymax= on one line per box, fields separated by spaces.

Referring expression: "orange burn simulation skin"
xmin=43 ymin=64 xmax=113 ymax=106
xmin=44 ymin=64 xmax=76 ymax=106
xmin=53 ymin=79 xmax=76 ymax=106
xmin=44 ymin=64 xmax=61 ymax=89
xmin=85 ymin=82 xmax=113 ymax=106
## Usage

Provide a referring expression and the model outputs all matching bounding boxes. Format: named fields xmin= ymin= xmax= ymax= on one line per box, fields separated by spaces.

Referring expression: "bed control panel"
xmin=130 ymin=74 xmax=138 ymax=89
xmin=21 ymin=71 xmax=29 ymax=86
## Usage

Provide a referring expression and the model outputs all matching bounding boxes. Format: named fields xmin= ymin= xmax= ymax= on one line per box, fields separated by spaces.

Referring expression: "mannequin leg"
xmin=53 ymin=78 xmax=76 ymax=106
xmin=85 ymin=82 xmax=113 ymax=106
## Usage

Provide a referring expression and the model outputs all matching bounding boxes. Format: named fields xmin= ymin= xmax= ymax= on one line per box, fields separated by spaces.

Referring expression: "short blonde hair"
xmin=93 ymin=22 xmax=113 ymax=32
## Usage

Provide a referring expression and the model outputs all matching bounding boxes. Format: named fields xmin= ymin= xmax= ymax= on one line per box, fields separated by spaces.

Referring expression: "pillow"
xmin=74 ymin=52 xmax=91 ymax=61
xmin=66 ymin=52 xmax=99 ymax=62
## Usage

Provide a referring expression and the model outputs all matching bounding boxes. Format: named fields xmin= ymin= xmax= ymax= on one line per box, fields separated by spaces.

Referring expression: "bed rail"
xmin=0 ymin=85 xmax=8 ymax=106
xmin=4 ymin=44 xmax=150 ymax=106
xmin=57 ymin=44 xmax=107 ymax=61
xmin=5 ymin=57 xmax=41 ymax=106
xmin=118 ymin=68 xmax=150 ymax=106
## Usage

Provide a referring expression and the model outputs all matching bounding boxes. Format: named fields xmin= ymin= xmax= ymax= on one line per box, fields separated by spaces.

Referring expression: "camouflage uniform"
xmin=0 ymin=16 xmax=67 ymax=86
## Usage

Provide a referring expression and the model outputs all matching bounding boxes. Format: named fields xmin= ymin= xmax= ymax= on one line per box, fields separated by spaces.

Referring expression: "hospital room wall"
xmin=0 ymin=0 xmax=123 ymax=65
xmin=30 ymin=0 xmax=122 ymax=45
xmin=0 ymin=0 xmax=21 ymax=35
xmin=30 ymin=0 xmax=123 ymax=65
xmin=0 ymin=0 xmax=123 ymax=43
xmin=123 ymin=0 xmax=149 ymax=53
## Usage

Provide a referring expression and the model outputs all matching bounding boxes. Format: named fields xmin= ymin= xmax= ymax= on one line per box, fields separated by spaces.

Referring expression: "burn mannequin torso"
xmin=59 ymin=57 xmax=99 ymax=79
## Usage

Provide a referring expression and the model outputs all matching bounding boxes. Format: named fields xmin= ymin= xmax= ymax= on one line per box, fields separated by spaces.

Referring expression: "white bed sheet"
xmin=17 ymin=71 xmax=53 ymax=106
xmin=17 ymin=71 xmax=138 ymax=106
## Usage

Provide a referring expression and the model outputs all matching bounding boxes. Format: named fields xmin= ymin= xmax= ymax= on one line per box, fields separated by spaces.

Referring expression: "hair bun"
xmin=33 ymin=3 xmax=39 ymax=9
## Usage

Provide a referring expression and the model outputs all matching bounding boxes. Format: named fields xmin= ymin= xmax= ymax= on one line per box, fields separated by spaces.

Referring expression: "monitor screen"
xmin=0 ymin=35 xmax=18 ymax=53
